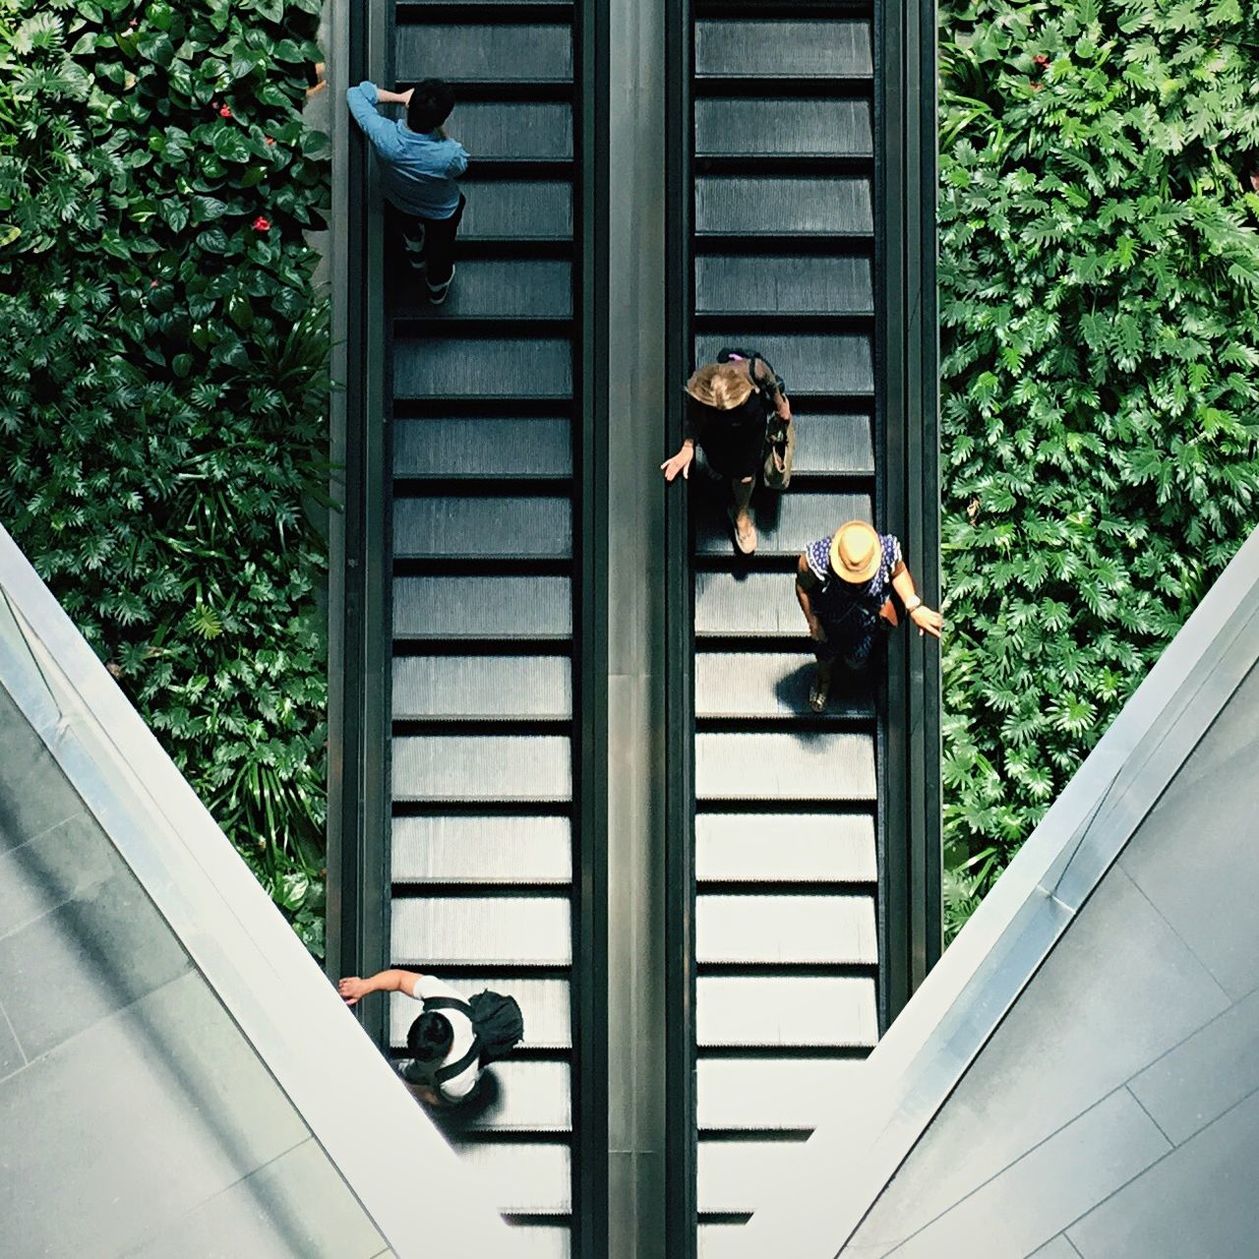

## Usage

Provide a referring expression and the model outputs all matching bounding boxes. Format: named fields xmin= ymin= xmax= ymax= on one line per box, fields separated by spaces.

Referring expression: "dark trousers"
xmin=397 ymin=194 xmax=465 ymax=286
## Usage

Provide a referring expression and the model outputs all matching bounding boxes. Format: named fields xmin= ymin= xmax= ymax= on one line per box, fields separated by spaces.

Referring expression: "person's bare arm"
xmin=796 ymin=555 xmax=825 ymax=640
xmin=374 ymin=87 xmax=414 ymax=106
xmin=890 ymin=566 xmax=943 ymax=638
xmin=338 ymin=968 xmax=420 ymax=1005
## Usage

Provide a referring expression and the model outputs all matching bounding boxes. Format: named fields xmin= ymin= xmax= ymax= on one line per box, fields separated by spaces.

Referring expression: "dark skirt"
xmin=688 ymin=394 xmax=769 ymax=479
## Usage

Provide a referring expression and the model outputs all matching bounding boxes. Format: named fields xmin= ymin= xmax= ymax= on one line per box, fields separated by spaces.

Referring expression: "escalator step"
xmin=391 ymin=977 xmax=572 ymax=1050
xmin=697 ymin=893 xmax=877 ymax=964
xmin=693 ymin=491 xmax=871 ymax=556
xmin=695 ymin=571 xmax=809 ymax=637
xmin=697 ymin=1058 xmax=864 ymax=1131
xmin=394 ymin=575 xmax=572 ymax=639
xmin=695 ymin=652 xmax=874 ymax=720
xmin=394 ymin=495 xmax=572 ymax=559
xmin=695 ymin=19 xmax=872 ymax=79
xmin=392 ymin=895 xmax=572 ymax=965
xmin=695 ymin=176 xmax=872 ymax=237
xmin=698 ymin=1141 xmax=803 ymax=1216
xmin=459 ymin=180 xmax=573 ymax=241
xmin=465 ymin=1060 xmax=573 ymax=1132
xmin=397 ymin=24 xmax=573 ymax=82
xmin=697 ymin=975 xmax=877 ymax=1047
xmin=392 ymin=655 xmax=572 ymax=720
xmin=395 ymin=336 xmax=573 ymax=400
xmin=399 ymin=260 xmax=572 ymax=320
xmin=696 ymin=731 xmax=875 ymax=800
xmin=790 ymin=411 xmax=873 ymax=475
xmin=393 ymin=734 xmax=572 ymax=801
xmin=696 ymin=99 xmax=872 ymax=159
xmin=693 ymin=333 xmax=872 ymax=395
xmin=456 ymin=102 xmax=573 ymax=161
xmin=394 ymin=417 xmax=572 ymax=480
xmin=392 ymin=815 xmax=572 ymax=884
xmin=696 ymin=813 xmax=877 ymax=883
xmin=459 ymin=1142 xmax=572 ymax=1214
xmin=696 ymin=254 xmax=873 ymax=317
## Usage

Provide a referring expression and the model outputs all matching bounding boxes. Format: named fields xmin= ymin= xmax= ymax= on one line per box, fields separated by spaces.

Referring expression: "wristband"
xmin=904 ymin=596 xmax=923 ymax=614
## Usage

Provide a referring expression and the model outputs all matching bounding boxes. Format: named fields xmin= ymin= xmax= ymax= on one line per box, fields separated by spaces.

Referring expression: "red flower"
xmin=264 ymin=136 xmax=276 ymax=146
xmin=1032 ymin=53 xmax=1050 ymax=68
xmin=252 ymin=216 xmax=271 ymax=232
xmin=128 ymin=18 xmax=138 ymax=28
xmin=150 ymin=279 xmax=158 ymax=288
xmin=219 ymin=104 xmax=232 ymax=119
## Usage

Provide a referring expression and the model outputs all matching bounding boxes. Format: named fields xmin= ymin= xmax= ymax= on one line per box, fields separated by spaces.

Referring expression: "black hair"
xmin=406 ymin=1010 xmax=454 ymax=1062
xmin=407 ymin=79 xmax=456 ymax=133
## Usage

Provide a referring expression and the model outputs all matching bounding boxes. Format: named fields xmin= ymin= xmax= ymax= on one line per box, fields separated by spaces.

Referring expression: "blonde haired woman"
xmin=661 ymin=350 xmax=792 ymax=555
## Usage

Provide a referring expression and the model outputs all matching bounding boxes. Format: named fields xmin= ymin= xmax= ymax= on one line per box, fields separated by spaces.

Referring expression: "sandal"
xmin=808 ymin=670 xmax=830 ymax=713
xmin=728 ymin=505 xmax=757 ymax=555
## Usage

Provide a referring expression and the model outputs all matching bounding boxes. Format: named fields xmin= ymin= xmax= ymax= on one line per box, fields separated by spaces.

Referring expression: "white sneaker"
xmin=426 ymin=266 xmax=455 ymax=305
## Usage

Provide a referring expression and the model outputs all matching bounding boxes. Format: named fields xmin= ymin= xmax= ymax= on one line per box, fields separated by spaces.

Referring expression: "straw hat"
xmin=829 ymin=520 xmax=882 ymax=584
xmin=684 ymin=361 xmax=755 ymax=410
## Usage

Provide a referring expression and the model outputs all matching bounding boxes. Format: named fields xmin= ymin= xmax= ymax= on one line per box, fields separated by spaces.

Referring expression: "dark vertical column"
xmin=575 ymin=0 xmax=611 ymax=1253
xmin=878 ymin=0 xmax=941 ymax=1021
xmin=328 ymin=0 xmax=391 ymax=1050
xmin=663 ymin=0 xmax=697 ymax=1252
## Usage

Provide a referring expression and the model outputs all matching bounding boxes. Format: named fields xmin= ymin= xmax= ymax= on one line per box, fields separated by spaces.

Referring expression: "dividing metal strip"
xmin=328 ymin=0 xmax=392 ymax=1050
xmin=664 ymin=0 xmax=698 ymax=1250
xmin=876 ymin=0 xmax=941 ymax=1024
xmin=573 ymin=0 xmax=611 ymax=1253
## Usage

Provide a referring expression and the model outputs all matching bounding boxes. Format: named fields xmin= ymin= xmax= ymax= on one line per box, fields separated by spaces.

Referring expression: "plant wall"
xmin=0 ymin=0 xmax=332 ymax=955
xmin=939 ymin=0 xmax=1259 ymax=938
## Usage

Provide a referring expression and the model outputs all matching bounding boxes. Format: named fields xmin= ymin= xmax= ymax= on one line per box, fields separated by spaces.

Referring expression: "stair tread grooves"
xmin=696 ymin=255 xmax=872 ymax=316
xmin=392 ymin=654 xmax=572 ymax=719
xmin=697 ymin=893 xmax=878 ymax=964
xmin=394 ymin=575 xmax=572 ymax=638
xmin=696 ymin=99 xmax=872 ymax=158
xmin=397 ymin=24 xmax=573 ymax=82
xmin=696 ymin=812 xmax=877 ymax=882
xmin=695 ymin=19 xmax=872 ymax=78
xmin=457 ymin=180 xmax=573 ymax=240
xmin=695 ymin=731 xmax=876 ymax=801
xmin=394 ymin=417 xmax=572 ymax=479
xmin=456 ymin=101 xmax=573 ymax=160
xmin=394 ymin=336 xmax=573 ymax=400
xmin=391 ymin=815 xmax=572 ymax=883
xmin=697 ymin=975 xmax=878 ymax=1047
xmin=392 ymin=895 xmax=573 ymax=965
xmin=392 ymin=733 xmax=572 ymax=802
xmin=394 ymin=495 xmax=572 ymax=559
xmin=695 ymin=176 xmax=872 ymax=236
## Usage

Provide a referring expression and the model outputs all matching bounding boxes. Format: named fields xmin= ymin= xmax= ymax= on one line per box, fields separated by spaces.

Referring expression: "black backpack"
xmin=403 ymin=991 xmax=525 ymax=1091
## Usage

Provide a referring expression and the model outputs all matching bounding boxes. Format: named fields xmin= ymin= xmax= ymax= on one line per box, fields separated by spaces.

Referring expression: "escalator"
xmin=346 ymin=2 xmax=605 ymax=1254
xmin=665 ymin=1 xmax=939 ymax=1253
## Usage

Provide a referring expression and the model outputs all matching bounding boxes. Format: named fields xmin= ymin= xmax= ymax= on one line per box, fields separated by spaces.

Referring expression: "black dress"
xmin=686 ymin=392 xmax=770 ymax=479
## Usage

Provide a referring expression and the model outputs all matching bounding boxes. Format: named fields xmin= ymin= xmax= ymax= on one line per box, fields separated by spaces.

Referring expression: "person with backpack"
xmin=345 ymin=77 xmax=469 ymax=304
xmin=795 ymin=519 xmax=943 ymax=711
xmin=661 ymin=347 xmax=795 ymax=555
xmin=338 ymin=969 xmax=524 ymax=1107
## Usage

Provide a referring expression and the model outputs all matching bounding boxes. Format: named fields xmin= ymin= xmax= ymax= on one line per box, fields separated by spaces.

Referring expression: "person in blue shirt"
xmin=346 ymin=78 xmax=469 ymax=304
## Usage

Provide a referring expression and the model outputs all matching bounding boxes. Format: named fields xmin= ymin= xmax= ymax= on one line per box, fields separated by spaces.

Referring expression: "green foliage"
xmin=940 ymin=0 xmax=1259 ymax=939
xmin=0 ymin=0 xmax=331 ymax=955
